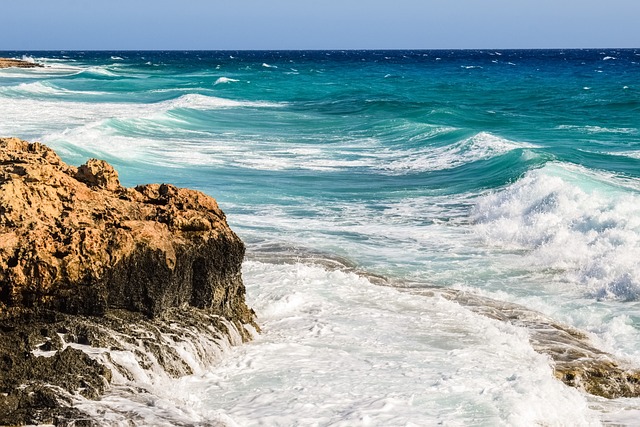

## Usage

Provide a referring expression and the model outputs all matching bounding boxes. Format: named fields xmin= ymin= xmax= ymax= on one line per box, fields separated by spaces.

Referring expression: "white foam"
xmin=472 ymin=162 xmax=640 ymax=301
xmin=262 ymin=63 xmax=277 ymax=69
xmin=0 ymin=62 xmax=84 ymax=78
xmin=606 ymin=150 xmax=640 ymax=160
xmin=162 ymin=93 xmax=280 ymax=110
xmin=557 ymin=124 xmax=637 ymax=134
xmin=0 ymin=81 xmax=109 ymax=97
xmin=43 ymin=313 xmax=247 ymax=425
xmin=57 ymin=259 xmax=601 ymax=425
xmin=169 ymin=261 xmax=597 ymax=426
xmin=214 ymin=77 xmax=240 ymax=85
xmin=1 ymin=81 xmax=64 ymax=96
xmin=380 ymin=132 xmax=537 ymax=174
xmin=0 ymin=93 xmax=283 ymax=139
xmin=86 ymin=66 xmax=121 ymax=77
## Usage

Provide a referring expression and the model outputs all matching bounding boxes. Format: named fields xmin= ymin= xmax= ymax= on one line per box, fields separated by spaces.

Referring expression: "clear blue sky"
xmin=2 ymin=0 xmax=639 ymax=50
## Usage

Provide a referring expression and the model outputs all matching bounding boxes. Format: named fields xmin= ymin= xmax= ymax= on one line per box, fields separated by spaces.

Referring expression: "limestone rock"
xmin=0 ymin=137 xmax=255 ymax=327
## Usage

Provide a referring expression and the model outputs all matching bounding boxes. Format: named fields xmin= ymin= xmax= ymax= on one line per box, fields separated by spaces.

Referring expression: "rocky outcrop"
xmin=0 ymin=137 xmax=257 ymax=425
xmin=0 ymin=58 xmax=44 ymax=69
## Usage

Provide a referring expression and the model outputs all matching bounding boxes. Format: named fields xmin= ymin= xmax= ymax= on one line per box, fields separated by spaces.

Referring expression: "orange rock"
xmin=0 ymin=137 xmax=256 ymax=330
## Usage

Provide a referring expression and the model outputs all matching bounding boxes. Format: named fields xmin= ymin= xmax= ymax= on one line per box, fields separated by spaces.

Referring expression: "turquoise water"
xmin=2 ymin=50 xmax=640 ymax=425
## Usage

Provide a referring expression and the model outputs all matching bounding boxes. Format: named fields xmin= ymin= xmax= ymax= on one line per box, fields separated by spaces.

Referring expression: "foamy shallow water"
xmin=75 ymin=261 xmax=601 ymax=426
xmin=208 ymin=262 xmax=600 ymax=426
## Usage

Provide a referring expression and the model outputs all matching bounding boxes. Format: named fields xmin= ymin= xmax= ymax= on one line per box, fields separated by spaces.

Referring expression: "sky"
xmin=2 ymin=0 xmax=639 ymax=50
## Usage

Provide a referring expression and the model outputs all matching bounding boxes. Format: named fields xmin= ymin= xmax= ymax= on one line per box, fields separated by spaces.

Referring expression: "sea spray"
xmin=472 ymin=163 xmax=640 ymax=301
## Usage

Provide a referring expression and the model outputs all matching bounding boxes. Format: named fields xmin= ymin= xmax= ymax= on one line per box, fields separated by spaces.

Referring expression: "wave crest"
xmin=381 ymin=132 xmax=537 ymax=174
xmin=472 ymin=163 xmax=640 ymax=300
xmin=214 ymin=77 xmax=240 ymax=85
xmin=160 ymin=93 xmax=282 ymax=110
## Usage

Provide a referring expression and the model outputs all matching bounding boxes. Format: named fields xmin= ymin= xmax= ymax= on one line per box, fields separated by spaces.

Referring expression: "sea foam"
xmin=380 ymin=132 xmax=537 ymax=174
xmin=214 ymin=77 xmax=240 ymax=85
xmin=472 ymin=163 xmax=640 ymax=301
xmin=181 ymin=260 xmax=598 ymax=426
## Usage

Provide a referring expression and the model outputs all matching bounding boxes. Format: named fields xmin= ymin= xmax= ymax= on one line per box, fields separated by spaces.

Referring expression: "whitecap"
xmin=380 ymin=132 xmax=537 ymax=174
xmin=0 ymin=62 xmax=84 ymax=78
xmin=0 ymin=81 xmax=109 ymax=97
xmin=162 ymin=93 xmax=283 ymax=110
xmin=81 ymin=66 xmax=119 ymax=77
xmin=603 ymin=56 xmax=616 ymax=61
xmin=262 ymin=63 xmax=277 ymax=68
xmin=0 ymin=93 xmax=283 ymax=140
xmin=555 ymin=124 xmax=636 ymax=134
xmin=602 ymin=150 xmax=640 ymax=161
xmin=472 ymin=162 xmax=640 ymax=301
xmin=0 ymin=81 xmax=66 ymax=96
xmin=214 ymin=77 xmax=240 ymax=85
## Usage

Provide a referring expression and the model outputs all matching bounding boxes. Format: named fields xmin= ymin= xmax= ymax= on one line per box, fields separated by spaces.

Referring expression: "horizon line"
xmin=0 ymin=47 xmax=639 ymax=53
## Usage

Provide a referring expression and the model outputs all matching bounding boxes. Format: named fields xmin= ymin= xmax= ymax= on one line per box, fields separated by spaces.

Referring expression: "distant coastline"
xmin=0 ymin=57 xmax=43 ymax=68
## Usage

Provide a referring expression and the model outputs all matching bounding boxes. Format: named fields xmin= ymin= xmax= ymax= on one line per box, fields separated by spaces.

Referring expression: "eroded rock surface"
xmin=0 ymin=137 xmax=257 ymax=425
xmin=0 ymin=137 xmax=254 ymax=325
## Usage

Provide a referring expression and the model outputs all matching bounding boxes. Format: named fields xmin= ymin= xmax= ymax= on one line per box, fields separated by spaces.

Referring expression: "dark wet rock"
xmin=0 ymin=322 xmax=110 ymax=426
xmin=0 ymin=137 xmax=258 ymax=425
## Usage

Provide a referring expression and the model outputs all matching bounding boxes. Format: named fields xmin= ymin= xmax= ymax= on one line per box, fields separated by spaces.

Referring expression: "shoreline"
xmin=0 ymin=57 xmax=43 ymax=69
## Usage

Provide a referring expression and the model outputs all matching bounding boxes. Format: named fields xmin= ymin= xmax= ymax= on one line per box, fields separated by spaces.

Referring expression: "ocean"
xmin=1 ymin=50 xmax=640 ymax=425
